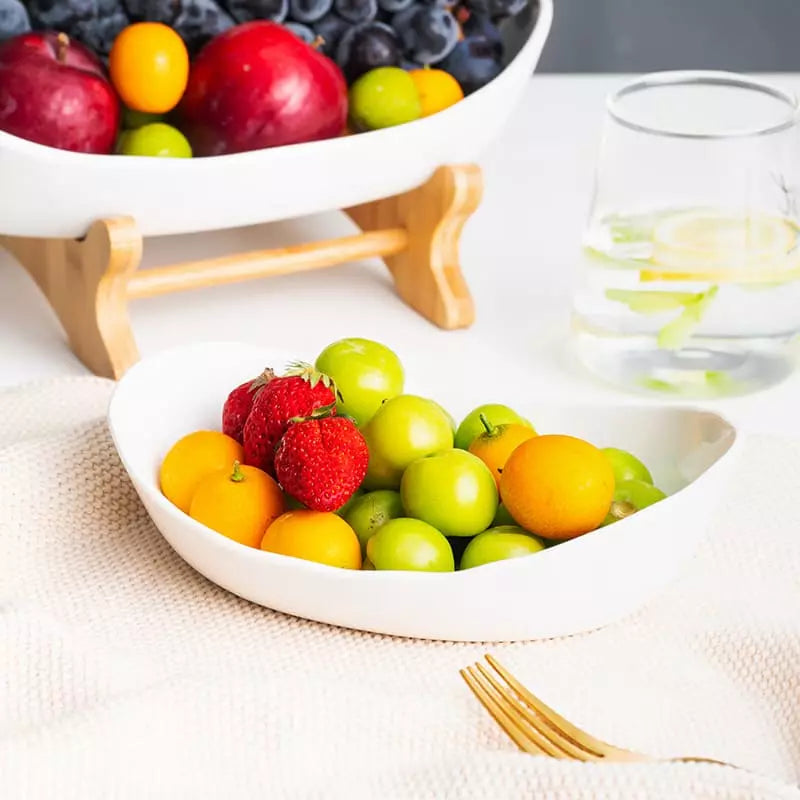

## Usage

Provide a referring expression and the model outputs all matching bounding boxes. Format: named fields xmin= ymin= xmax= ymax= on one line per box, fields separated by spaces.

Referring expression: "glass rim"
xmin=606 ymin=70 xmax=800 ymax=140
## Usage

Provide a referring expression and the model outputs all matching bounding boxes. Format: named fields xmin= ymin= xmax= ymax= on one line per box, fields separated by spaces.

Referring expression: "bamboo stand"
xmin=0 ymin=163 xmax=483 ymax=380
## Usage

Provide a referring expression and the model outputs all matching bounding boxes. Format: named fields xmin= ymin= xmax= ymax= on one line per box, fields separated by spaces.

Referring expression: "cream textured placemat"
xmin=1 ymin=377 xmax=799 ymax=800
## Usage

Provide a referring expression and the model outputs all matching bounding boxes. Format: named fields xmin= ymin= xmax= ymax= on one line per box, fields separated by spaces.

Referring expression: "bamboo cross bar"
xmin=0 ymin=163 xmax=483 ymax=380
xmin=126 ymin=228 xmax=410 ymax=300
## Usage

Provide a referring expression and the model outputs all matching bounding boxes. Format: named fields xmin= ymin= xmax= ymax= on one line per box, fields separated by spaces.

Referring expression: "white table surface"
xmin=2 ymin=74 xmax=799 ymax=435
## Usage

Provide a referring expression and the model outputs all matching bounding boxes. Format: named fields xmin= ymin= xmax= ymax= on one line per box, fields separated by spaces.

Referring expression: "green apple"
xmin=366 ymin=518 xmax=454 ymax=572
xmin=362 ymin=395 xmax=454 ymax=489
xmin=601 ymin=447 xmax=654 ymax=485
xmin=455 ymin=403 xmax=533 ymax=450
xmin=602 ymin=479 xmax=667 ymax=526
xmin=459 ymin=525 xmax=547 ymax=570
xmin=400 ymin=448 xmax=498 ymax=537
xmin=315 ymin=337 xmax=404 ymax=427
xmin=344 ymin=489 xmax=404 ymax=555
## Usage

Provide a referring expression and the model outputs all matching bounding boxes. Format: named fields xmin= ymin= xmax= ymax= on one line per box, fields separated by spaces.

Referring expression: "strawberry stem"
xmin=230 ymin=461 xmax=245 ymax=483
xmin=249 ymin=367 xmax=275 ymax=395
xmin=288 ymin=403 xmax=337 ymax=424
xmin=283 ymin=361 xmax=335 ymax=392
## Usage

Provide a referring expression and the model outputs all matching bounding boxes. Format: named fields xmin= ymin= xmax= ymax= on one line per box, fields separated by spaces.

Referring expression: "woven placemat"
xmin=1 ymin=378 xmax=798 ymax=799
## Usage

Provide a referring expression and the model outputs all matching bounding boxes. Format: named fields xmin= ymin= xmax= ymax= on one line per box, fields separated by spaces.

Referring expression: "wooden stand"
xmin=0 ymin=163 xmax=482 ymax=380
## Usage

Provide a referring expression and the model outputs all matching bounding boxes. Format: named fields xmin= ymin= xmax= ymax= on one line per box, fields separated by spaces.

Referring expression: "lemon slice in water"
xmin=644 ymin=210 xmax=798 ymax=282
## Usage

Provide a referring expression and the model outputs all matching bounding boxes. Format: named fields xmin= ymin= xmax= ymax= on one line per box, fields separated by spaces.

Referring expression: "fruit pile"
xmin=0 ymin=0 xmax=537 ymax=157
xmin=159 ymin=337 xmax=668 ymax=573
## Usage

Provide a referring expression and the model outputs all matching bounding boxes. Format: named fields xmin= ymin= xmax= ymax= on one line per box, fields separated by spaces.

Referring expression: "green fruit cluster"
xmin=313 ymin=337 xmax=668 ymax=574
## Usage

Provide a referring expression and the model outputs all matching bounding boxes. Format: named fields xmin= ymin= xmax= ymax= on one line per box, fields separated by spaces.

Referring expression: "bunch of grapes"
xmin=0 ymin=0 xmax=538 ymax=94
xmin=2 ymin=1 xmax=236 ymax=56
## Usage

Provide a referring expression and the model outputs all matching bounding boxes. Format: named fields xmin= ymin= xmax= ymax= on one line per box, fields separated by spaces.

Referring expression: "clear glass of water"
xmin=572 ymin=71 xmax=800 ymax=397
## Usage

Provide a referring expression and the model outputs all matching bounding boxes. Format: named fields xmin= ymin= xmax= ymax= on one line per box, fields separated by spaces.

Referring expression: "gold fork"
xmin=461 ymin=654 xmax=737 ymax=768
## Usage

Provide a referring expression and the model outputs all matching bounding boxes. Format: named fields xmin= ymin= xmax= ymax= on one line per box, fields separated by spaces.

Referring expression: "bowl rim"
xmin=106 ymin=338 xmax=740 ymax=586
xmin=0 ymin=0 xmax=554 ymax=165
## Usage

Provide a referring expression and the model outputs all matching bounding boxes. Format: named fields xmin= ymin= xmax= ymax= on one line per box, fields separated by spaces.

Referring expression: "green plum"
xmin=285 ymin=494 xmax=305 ymax=511
xmin=455 ymin=404 xmax=533 ymax=450
xmin=602 ymin=447 xmax=654 ymax=485
xmin=344 ymin=489 xmax=404 ymax=555
xmin=349 ymin=67 xmax=422 ymax=131
xmin=315 ymin=337 xmax=404 ymax=427
xmin=119 ymin=122 xmax=192 ymax=158
xmin=459 ymin=525 xmax=547 ymax=570
xmin=122 ymin=108 xmax=165 ymax=129
xmin=492 ymin=503 xmax=517 ymax=527
xmin=335 ymin=489 xmax=365 ymax=518
xmin=367 ymin=518 xmax=454 ymax=572
xmin=362 ymin=395 xmax=454 ymax=489
xmin=400 ymin=449 xmax=498 ymax=537
xmin=602 ymin=479 xmax=667 ymax=526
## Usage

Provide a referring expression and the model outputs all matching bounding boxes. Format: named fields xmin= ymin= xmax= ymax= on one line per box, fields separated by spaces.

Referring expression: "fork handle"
xmin=669 ymin=756 xmax=749 ymax=771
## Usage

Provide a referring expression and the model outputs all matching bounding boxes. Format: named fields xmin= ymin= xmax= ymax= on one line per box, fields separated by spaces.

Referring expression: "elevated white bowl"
xmin=107 ymin=342 xmax=740 ymax=642
xmin=0 ymin=1 xmax=552 ymax=238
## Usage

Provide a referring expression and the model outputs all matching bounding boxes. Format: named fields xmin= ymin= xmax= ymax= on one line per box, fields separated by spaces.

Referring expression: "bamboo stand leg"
xmin=0 ymin=164 xmax=483 ymax=380
xmin=346 ymin=164 xmax=483 ymax=330
xmin=0 ymin=218 xmax=142 ymax=378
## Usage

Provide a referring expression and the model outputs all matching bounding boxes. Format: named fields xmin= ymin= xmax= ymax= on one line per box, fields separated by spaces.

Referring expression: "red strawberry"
xmin=274 ymin=409 xmax=369 ymax=512
xmin=222 ymin=368 xmax=275 ymax=443
xmin=242 ymin=362 xmax=337 ymax=475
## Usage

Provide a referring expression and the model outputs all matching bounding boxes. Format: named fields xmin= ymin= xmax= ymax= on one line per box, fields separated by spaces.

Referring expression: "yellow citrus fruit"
xmin=260 ymin=510 xmax=362 ymax=570
xmin=499 ymin=435 xmax=615 ymax=540
xmin=189 ymin=461 xmax=285 ymax=548
xmin=408 ymin=68 xmax=464 ymax=117
xmin=468 ymin=418 xmax=538 ymax=488
xmin=109 ymin=22 xmax=189 ymax=114
xmin=159 ymin=430 xmax=243 ymax=514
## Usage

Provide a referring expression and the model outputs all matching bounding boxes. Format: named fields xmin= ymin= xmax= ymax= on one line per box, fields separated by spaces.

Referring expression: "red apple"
xmin=180 ymin=21 xmax=348 ymax=156
xmin=0 ymin=32 xmax=120 ymax=154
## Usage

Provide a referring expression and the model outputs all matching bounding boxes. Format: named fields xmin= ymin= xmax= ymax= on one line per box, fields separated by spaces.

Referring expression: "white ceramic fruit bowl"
xmin=0 ymin=2 xmax=551 ymax=239
xmin=108 ymin=342 xmax=740 ymax=642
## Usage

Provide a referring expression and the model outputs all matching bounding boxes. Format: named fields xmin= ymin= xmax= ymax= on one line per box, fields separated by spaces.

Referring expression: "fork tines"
xmin=460 ymin=654 xmax=638 ymax=762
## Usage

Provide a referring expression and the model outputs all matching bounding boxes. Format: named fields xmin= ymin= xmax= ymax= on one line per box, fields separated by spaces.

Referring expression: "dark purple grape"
xmin=463 ymin=0 xmax=489 ymax=14
xmin=333 ymin=0 xmax=376 ymax=25
xmin=123 ymin=0 xmax=177 ymax=20
xmin=125 ymin=1 xmax=235 ymax=53
xmin=0 ymin=0 xmax=30 ymax=41
xmin=222 ymin=0 xmax=289 ymax=23
xmin=288 ymin=0 xmax=332 ymax=23
xmin=70 ymin=1 xmax=129 ymax=56
xmin=172 ymin=0 xmax=234 ymax=54
xmin=461 ymin=11 xmax=502 ymax=58
xmin=335 ymin=20 xmax=399 ymax=82
xmin=439 ymin=35 xmax=502 ymax=95
xmin=376 ymin=0 xmax=412 ymax=12
xmin=311 ymin=12 xmax=347 ymax=55
xmin=26 ymin=0 xmax=96 ymax=30
xmin=283 ymin=19 xmax=314 ymax=42
xmin=397 ymin=6 xmax=457 ymax=64
xmin=489 ymin=0 xmax=528 ymax=17
xmin=390 ymin=2 xmax=419 ymax=33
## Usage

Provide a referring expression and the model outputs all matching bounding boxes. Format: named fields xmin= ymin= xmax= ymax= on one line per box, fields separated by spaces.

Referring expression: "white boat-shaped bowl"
xmin=107 ymin=342 xmax=740 ymax=642
xmin=0 ymin=1 xmax=552 ymax=239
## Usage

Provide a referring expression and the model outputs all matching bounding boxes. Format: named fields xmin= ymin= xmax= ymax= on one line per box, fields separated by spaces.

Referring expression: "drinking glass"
xmin=571 ymin=71 xmax=800 ymax=397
